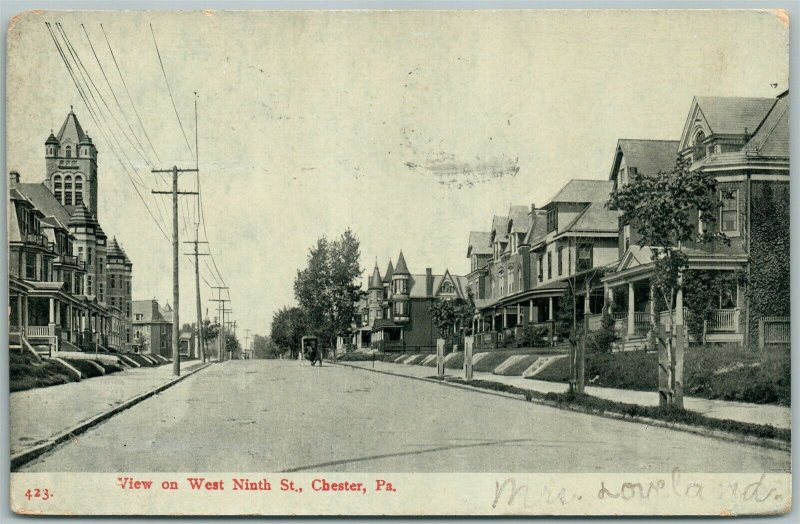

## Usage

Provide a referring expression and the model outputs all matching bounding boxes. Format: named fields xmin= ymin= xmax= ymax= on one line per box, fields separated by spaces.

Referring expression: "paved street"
xmin=19 ymin=359 xmax=790 ymax=473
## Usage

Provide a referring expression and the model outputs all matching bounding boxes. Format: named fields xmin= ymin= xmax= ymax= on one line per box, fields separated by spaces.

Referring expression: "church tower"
xmin=45 ymin=107 xmax=99 ymax=218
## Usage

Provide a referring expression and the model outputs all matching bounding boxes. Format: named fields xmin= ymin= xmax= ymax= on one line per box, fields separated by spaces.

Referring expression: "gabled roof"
xmin=610 ymin=139 xmax=679 ymax=180
xmin=507 ymin=205 xmax=532 ymax=234
xmin=557 ymin=202 xmax=620 ymax=235
xmin=745 ymin=92 xmax=789 ymax=157
xmin=15 ymin=183 xmax=71 ymax=226
xmin=693 ymin=96 xmax=776 ymax=136
xmin=382 ymin=260 xmax=394 ymax=283
xmin=466 ymin=231 xmax=492 ymax=257
xmin=523 ymin=209 xmax=549 ymax=246
xmin=56 ymin=108 xmax=89 ymax=144
xmin=394 ymin=251 xmax=410 ymax=275
xmin=544 ymin=179 xmax=614 ymax=207
xmin=491 ymin=215 xmax=509 ymax=243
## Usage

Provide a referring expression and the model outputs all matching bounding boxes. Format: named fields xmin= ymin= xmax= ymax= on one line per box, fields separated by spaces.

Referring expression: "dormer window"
xmin=546 ymin=208 xmax=558 ymax=233
xmin=65 ymin=145 xmax=72 ymax=158
xmin=441 ymin=281 xmax=454 ymax=294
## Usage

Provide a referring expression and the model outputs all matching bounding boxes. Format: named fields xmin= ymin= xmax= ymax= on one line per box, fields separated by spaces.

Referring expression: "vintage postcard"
xmin=6 ymin=8 xmax=791 ymax=516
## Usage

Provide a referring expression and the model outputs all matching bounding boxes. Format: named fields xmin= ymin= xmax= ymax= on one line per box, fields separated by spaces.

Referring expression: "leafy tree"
xmin=225 ymin=333 xmax=241 ymax=359
xmin=270 ymin=307 xmax=307 ymax=358
xmin=252 ymin=334 xmax=283 ymax=359
xmin=430 ymin=288 xmax=476 ymax=351
xmin=294 ymin=229 xmax=363 ymax=359
xmin=607 ymin=156 xmax=727 ymax=407
xmin=200 ymin=319 xmax=220 ymax=361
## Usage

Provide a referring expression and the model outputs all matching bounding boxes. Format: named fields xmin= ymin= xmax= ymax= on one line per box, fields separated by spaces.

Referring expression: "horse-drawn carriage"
xmin=301 ymin=336 xmax=323 ymax=366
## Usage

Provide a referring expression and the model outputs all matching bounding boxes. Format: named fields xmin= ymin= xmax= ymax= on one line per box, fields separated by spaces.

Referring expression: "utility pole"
xmin=184 ymin=229 xmax=209 ymax=362
xmin=222 ymin=309 xmax=232 ymax=359
xmin=244 ymin=328 xmax=251 ymax=360
xmin=152 ymin=166 xmax=199 ymax=376
xmin=209 ymin=286 xmax=228 ymax=362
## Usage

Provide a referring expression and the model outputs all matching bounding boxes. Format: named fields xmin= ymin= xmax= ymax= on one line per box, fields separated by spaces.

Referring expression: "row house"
xmin=603 ymin=91 xmax=790 ymax=349
xmin=468 ymin=181 xmax=620 ymax=349
xmin=355 ymin=252 xmax=469 ymax=352
xmin=8 ymin=109 xmax=134 ymax=355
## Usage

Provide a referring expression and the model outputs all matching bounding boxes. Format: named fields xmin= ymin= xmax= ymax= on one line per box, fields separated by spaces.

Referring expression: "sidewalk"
xmin=341 ymin=360 xmax=791 ymax=430
xmin=11 ymin=359 xmax=209 ymax=457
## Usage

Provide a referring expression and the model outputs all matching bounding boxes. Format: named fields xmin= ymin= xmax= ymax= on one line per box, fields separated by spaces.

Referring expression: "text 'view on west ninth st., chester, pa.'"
xmin=6 ymin=9 xmax=791 ymax=517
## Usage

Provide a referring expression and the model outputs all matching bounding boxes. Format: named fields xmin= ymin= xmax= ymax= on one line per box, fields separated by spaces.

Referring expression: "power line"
xmin=56 ymin=23 xmax=172 ymax=237
xmin=80 ymin=23 xmax=154 ymax=168
xmin=149 ymin=23 xmax=195 ymax=160
xmin=100 ymin=23 xmax=162 ymax=164
xmin=46 ymin=22 xmax=170 ymax=243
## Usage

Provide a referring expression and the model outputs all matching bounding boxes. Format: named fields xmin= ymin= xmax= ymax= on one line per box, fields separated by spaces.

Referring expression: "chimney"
xmin=530 ymin=203 xmax=535 ymax=217
xmin=426 ymin=268 xmax=433 ymax=297
xmin=9 ymin=171 xmax=20 ymax=187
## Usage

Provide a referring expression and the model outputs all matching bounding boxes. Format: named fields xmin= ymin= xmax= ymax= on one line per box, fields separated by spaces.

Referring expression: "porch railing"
xmin=707 ymin=308 xmax=740 ymax=332
xmin=27 ymin=325 xmax=54 ymax=338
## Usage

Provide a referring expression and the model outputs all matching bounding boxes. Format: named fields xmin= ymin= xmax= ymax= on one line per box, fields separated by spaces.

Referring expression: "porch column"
xmin=548 ymin=297 xmax=554 ymax=321
xmin=503 ymin=307 xmax=508 ymax=328
xmin=649 ymin=282 xmax=657 ymax=343
xmin=627 ymin=282 xmax=635 ymax=336
xmin=16 ymin=295 xmax=23 ymax=331
xmin=607 ymin=285 xmax=614 ymax=315
xmin=491 ymin=310 xmax=496 ymax=331
xmin=517 ymin=304 xmax=521 ymax=324
xmin=49 ymin=297 xmax=56 ymax=324
xmin=529 ymin=299 xmax=534 ymax=321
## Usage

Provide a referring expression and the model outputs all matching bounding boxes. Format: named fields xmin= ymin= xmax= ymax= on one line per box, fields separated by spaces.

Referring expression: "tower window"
xmin=64 ymin=175 xmax=73 ymax=206
xmin=693 ymin=130 xmax=706 ymax=161
xmin=54 ymin=175 xmax=63 ymax=202
xmin=65 ymin=145 xmax=72 ymax=158
xmin=720 ymin=189 xmax=739 ymax=233
xmin=75 ymin=175 xmax=83 ymax=206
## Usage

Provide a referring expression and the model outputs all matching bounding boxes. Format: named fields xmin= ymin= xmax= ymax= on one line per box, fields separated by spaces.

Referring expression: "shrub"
xmin=520 ymin=325 xmax=548 ymax=347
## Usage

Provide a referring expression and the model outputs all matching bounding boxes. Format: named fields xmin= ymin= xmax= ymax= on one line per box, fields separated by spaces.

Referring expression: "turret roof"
xmin=107 ymin=237 xmax=125 ymax=259
xmin=66 ymin=204 xmax=98 ymax=227
xmin=369 ymin=263 xmax=382 ymax=288
xmin=56 ymin=107 xmax=89 ymax=145
xmin=45 ymin=130 xmax=59 ymax=145
xmin=382 ymin=260 xmax=394 ymax=283
xmin=394 ymin=251 xmax=410 ymax=275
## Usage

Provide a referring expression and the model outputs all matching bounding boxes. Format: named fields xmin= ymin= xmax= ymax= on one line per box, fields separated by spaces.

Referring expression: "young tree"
xmin=294 ymin=229 xmax=363 ymax=360
xmin=607 ymin=156 xmax=727 ymax=407
xmin=200 ymin=319 xmax=220 ymax=361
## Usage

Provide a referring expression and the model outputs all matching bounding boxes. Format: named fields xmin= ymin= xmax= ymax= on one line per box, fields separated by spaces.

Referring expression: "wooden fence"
xmin=758 ymin=316 xmax=790 ymax=349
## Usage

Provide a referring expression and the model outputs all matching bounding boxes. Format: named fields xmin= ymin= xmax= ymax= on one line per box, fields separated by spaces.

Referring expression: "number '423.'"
xmin=25 ymin=488 xmax=51 ymax=501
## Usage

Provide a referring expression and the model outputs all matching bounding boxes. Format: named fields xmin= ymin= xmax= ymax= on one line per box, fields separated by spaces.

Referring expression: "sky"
xmin=6 ymin=9 xmax=789 ymax=342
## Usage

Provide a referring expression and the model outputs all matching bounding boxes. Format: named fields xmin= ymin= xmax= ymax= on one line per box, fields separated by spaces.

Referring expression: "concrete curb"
xmin=333 ymin=361 xmax=790 ymax=453
xmin=11 ymin=362 xmax=214 ymax=471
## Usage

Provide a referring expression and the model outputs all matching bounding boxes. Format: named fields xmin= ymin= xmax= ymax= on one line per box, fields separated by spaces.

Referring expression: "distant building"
xmin=356 ymin=252 xmax=469 ymax=352
xmin=132 ymin=299 xmax=173 ymax=357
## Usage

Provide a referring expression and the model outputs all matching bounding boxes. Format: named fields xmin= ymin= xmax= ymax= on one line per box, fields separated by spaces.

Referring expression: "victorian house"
xmin=602 ymin=91 xmax=790 ymax=349
xmin=468 ymin=181 xmax=620 ymax=349
xmin=8 ymin=109 xmax=134 ymax=355
xmin=355 ymin=252 xmax=469 ymax=352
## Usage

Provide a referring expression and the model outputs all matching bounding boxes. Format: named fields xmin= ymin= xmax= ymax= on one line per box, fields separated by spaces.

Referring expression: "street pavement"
xmin=11 ymin=359 xmax=207 ymax=457
xmin=18 ymin=359 xmax=790 ymax=473
xmin=343 ymin=360 xmax=792 ymax=429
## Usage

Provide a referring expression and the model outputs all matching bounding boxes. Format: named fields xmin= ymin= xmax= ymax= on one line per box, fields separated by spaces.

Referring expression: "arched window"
xmin=64 ymin=175 xmax=73 ymax=205
xmin=65 ymin=145 xmax=72 ymax=158
xmin=693 ymin=130 xmax=706 ymax=161
xmin=53 ymin=174 xmax=63 ymax=202
xmin=441 ymin=281 xmax=454 ymax=294
xmin=74 ymin=175 xmax=84 ymax=205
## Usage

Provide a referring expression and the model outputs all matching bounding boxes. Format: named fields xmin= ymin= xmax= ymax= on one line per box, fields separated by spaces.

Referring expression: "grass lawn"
xmin=441 ymin=377 xmax=790 ymax=442
xmin=123 ymin=353 xmax=158 ymax=367
xmin=61 ymin=359 xmax=105 ymax=378
xmin=532 ymin=345 xmax=791 ymax=406
xmin=493 ymin=355 xmax=542 ymax=376
xmin=10 ymin=351 xmax=76 ymax=392
xmin=96 ymin=361 xmax=124 ymax=374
